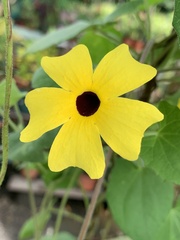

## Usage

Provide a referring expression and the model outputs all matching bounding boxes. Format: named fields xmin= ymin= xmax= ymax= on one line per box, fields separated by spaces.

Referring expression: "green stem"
xmin=0 ymin=0 xmax=13 ymax=185
xmin=146 ymin=6 xmax=151 ymax=40
xmin=79 ymin=185 xmax=90 ymax=210
xmin=0 ymin=108 xmax=18 ymax=131
xmin=40 ymin=186 xmax=54 ymax=212
xmin=14 ymin=103 xmax=24 ymax=128
xmin=95 ymin=29 xmax=120 ymax=45
xmin=140 ymin=39 xmax=154 ymax=63
xmin=78 ymin=148 xmax=113 ymax=240
xmin=101 ymin=215 xmax=112 ymax=240
xmin=52 ymin=208 xmax=83 ymax=223
xmin=53 ymin=168 xmax=81 ymax=236
xmin=158 ymin=68 xmax=180 ymax=73
xmin=26 ymin=170 xmax=40 ymax=240
xmin=63 ymin=210 xmax=83 ymax=223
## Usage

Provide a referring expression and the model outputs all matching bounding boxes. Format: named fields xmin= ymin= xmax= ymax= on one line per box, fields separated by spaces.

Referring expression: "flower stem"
xmin=0 ymin=0 xmax=13 ymax=186
xmin=14 ymin=103 xmax=24 ymax=128
xmin=139 ymin=39 xmax=154 ymax=63
xmin=78 ymin=148 xmax=113 ymax=240
xmin=0 ymin=108 xmax=18 ymax=132
xmin=145 ymin=5 xmax=151 ymax=40
xmin=54 ymin=168 xmax=81 ymax=235
xmin=26 ymin=169 xmax=40 ymax=240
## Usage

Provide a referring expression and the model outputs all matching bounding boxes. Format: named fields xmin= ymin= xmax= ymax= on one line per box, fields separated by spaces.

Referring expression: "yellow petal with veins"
xmin=95 ymin=97 xmax=163 ymax=160
xmin=20 ymin=88 xmax=76 ymax=142
xmin=48 ymin=116 xmax=105 ymax=179
xmin=41 ymin=45 xmax=93 ymax=94
xmin=93 ymin=44 xmax=156 ymax=100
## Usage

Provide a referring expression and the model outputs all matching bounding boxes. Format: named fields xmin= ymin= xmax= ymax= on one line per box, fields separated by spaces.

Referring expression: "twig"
xmin=78 ymin=148 xmax=113 ymax=240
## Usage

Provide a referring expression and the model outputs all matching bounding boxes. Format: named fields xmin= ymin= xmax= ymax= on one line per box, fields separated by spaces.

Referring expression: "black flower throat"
xmin=76 ymin=91 xmax=100 ymax=116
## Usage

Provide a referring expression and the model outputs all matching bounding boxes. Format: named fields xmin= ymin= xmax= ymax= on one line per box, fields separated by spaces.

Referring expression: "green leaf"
xmin=146 ymin=0 xmax=165 ymax=5
xmin=100 ymin=0 xmax=164 ymax=24
xmin=41 ymin=167 xmax=80 ymax=189
xmin=106 ymin=158 xmax=173 ymax=240
xmin=156 ymin=200 xmax=180 ymax=240
xmin=78 ymin=30 xmax=116 ymax=65
xmin=172 ymin=0 xmax=180 ymax=46
xmin=109 ymin=236 xmax=132 ymax=240
xmin=13 ymin=25 xmax=43 ymax=40
xmin=26 ymin=20 xmax=91 ymax=53
xmin=0 ymin=79 xmax=26 ymax=107
xmin=141 ymin=101 xmax=180 ymax=184
xmin=165 ymin=89 xmax=180 ymax=106
xmin=9 ymin=131 xmax=45 ymax=164
xmin=40 ymin=232 xmax=76 ymax=240
xmin=104 ymin=1 xmax=142 ymax=23
xmin=19 ymin=211 xmax=51 ymax=240
xmin=32 ymin=67 xmax=59 ymax=88
xmin=9 ymin=128 xmax=59 ymax=164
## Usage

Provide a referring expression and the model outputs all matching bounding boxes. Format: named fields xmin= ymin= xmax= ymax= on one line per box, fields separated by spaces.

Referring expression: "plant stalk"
xmin=78 ymin=148 xmax=113 ymax=240
xmin=54 ymin=168 xmax=81 ymax=236
xmin=26 ymin=170 xmax=39 ymax=240
xmin=0 ymin=0 xmax=13 ymax=185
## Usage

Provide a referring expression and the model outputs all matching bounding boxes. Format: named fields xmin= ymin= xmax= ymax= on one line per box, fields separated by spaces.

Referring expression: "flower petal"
xmin=41 ymin=45 xmax=93 ymax=93
xmin=92 ymin=44 xmax=157 ymax=99
xmin=95 ymin=97 xmax=163 ymax=160
xmin=20 ymin=88 xmax=76 ymax=142
xmin=48 ymin=116 xmax=105 ymax=179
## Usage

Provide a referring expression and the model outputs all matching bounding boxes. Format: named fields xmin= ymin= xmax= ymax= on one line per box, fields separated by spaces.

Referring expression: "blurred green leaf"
xmin=32 ymin=67 xmax=59 ymax=88
xmin=103 ymin=0 xmax=168 ymax=24
xmin=106 ymin=158 xmax=173 ymax=240
xmin=173 ymin=0 xmax=180 ymax=46
xmin=9 ymin=128 xmax=59 ymax=165
xmin=26 ymin=20 xmax=91 ymax=53
xmin=13 ymin=25 xmax=42 ymax=40
xmin=9 ymin=131 xmax=46 ymax=164
xmin=0 ymin=79 xmax=26 ymax=107
xmin=165 ymin=89 xmax=180 ymax=106
xmin=141 ymin=101 xmax=180 ymax=184
xmin=146 ymin=0 xmax=165 ymax=5
xmin=78 ymin=30 xmax=116 ymax=65
xmin=40 ymin=232 xmax=76 ymax=240
xmin=109 ymin=236 xmax=132 ymax=240
xmin=19 ymin=210 xmax=51 ymax=240
xmin=104 ymin=1 xmax=142 ymax=23
xmin=40 ymin=167 xmax=80 ymax=189
xmin=156 ymin=200 xmax=180 ymax=240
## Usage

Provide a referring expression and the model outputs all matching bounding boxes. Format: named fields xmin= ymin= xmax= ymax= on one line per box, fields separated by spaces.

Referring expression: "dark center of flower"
xmin=76 ymin=91 xmax=100 ymax=116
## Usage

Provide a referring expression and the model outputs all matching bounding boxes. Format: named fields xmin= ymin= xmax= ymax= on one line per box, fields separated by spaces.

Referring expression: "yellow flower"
xmin=20 ymin=44 xmax=163 ymax=179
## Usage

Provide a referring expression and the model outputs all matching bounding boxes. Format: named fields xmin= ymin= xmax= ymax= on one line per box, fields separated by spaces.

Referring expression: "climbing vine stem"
xmin=0 ymin=0 xmax=13 ymax=185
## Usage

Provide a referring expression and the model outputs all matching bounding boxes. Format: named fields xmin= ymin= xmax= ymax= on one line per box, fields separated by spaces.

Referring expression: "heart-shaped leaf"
xmin=141 ymin=101 xmax=180 ymax=184
xmin=106 ymin=158 xmax=173 ymax=240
